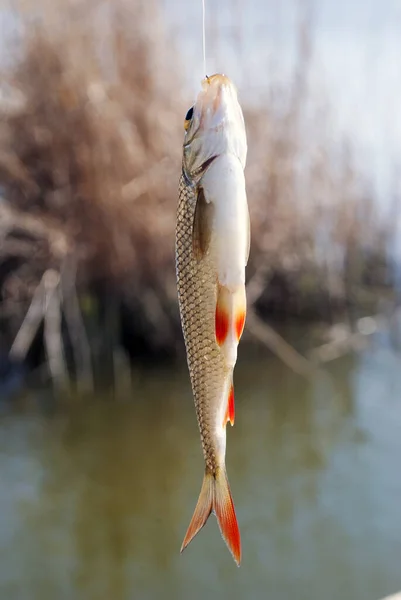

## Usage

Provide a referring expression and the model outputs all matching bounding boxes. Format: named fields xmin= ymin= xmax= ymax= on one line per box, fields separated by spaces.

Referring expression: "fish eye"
xmin=184 ymin=106 xmax=194 ymax=131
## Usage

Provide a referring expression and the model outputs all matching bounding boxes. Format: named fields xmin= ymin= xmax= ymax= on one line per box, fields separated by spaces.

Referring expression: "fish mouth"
xmin=183 ymin=73 xmax=247 ymax=179
xmin=185 ymin=74 xmax=237 ymax=144
xmin=199 ymin=74 xmax=237 ymax=124
xmin=201 ymin=74 xmax=234 ymax=114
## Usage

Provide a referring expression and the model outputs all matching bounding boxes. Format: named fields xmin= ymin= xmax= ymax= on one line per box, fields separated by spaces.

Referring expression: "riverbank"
xmin=0 ymin=0 xmax=399 ymax=389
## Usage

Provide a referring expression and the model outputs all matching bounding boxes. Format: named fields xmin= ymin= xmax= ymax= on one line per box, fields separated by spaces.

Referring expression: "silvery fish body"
xmin=176 ymin=74 xmax=249 ymax=566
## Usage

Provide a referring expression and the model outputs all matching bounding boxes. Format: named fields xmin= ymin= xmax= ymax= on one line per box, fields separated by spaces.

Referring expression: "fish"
xmin=175 ymin=74 xmax=249 ymax=566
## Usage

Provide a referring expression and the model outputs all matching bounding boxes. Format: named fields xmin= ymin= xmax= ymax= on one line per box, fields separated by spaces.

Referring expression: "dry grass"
xmin=0 ymin=0 xmax=397 ymax=357
xmin=1 ymin=0 xmax=183 ymax=280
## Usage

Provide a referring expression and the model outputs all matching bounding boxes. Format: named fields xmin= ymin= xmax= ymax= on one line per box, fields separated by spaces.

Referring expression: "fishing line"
xmin=202 ymin=0 xmax=207 ymax=76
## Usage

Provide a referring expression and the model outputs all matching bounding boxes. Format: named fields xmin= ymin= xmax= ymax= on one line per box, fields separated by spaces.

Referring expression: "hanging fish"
xmin=176 ymin=74 xmax=250 ymax=566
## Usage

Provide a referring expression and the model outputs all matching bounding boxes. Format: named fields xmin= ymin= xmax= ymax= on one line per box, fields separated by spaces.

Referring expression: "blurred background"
xmin=0 ymin=0 xmax=400 ymax=598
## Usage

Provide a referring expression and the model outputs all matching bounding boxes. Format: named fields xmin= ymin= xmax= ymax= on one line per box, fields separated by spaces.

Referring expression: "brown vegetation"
xmin=0 ymin=0 xmax=397 ymax=370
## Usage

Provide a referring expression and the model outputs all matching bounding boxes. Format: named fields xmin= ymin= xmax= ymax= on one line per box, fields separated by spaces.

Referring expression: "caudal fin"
xmin=180 ymin=469 xmax=241 ymax=566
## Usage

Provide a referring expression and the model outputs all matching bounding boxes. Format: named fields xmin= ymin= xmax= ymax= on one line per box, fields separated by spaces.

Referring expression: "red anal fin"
xmin=223 ymin=381 xmax=235 ymax=427
xmin=215 ymin=284 xmax=230 ymax=346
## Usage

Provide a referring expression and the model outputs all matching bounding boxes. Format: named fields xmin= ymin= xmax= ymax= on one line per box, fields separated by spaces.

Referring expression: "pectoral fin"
xmin=192 ymin=187 xmax=214 ymax=261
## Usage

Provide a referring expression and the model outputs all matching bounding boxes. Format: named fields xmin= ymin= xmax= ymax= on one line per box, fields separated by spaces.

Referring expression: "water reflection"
xmin=0 ymin=345 xmax=400 ymax=600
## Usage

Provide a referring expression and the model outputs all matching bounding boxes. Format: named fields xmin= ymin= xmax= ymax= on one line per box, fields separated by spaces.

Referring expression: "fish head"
xmin=182 ymin=74 xmax=247 ymax=184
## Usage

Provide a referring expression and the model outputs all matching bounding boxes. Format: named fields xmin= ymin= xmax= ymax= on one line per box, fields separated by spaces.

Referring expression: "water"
xmin=0 ymin=339 xmax=400 ymax=600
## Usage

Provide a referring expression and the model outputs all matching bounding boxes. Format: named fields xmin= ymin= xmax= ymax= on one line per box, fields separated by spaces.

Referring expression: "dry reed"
xmin=0 ymin=0 xmax=396 ymax=359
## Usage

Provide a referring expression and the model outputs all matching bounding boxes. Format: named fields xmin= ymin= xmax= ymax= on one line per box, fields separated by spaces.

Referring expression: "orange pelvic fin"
xmin=215 ymin=283 xmax=247 ymax=351
xmin=235 ymin=308 xmax=246 ymax=341
xmin=223 ymin=380 xmax=235 ymax=427
xmin=181 ymin=468 xmax=241 ymax=566
xmin=234 ymin=285 xmax=247 ymax=341
xmin=215 ymin=284 xmax=230 ymax=346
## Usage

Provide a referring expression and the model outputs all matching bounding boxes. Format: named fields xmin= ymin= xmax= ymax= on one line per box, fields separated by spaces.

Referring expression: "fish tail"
xmin=180 ymin=468 xmax=241 ymax=566
xmin=214 ymin=467 xmax=241 ymax=566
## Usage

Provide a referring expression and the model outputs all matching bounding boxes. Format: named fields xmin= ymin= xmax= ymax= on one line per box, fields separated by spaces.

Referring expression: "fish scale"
xmin=176 ymin=74 xmax=247 ymax=567
xmin=176 ymin=173 xmax=226 ymax=475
